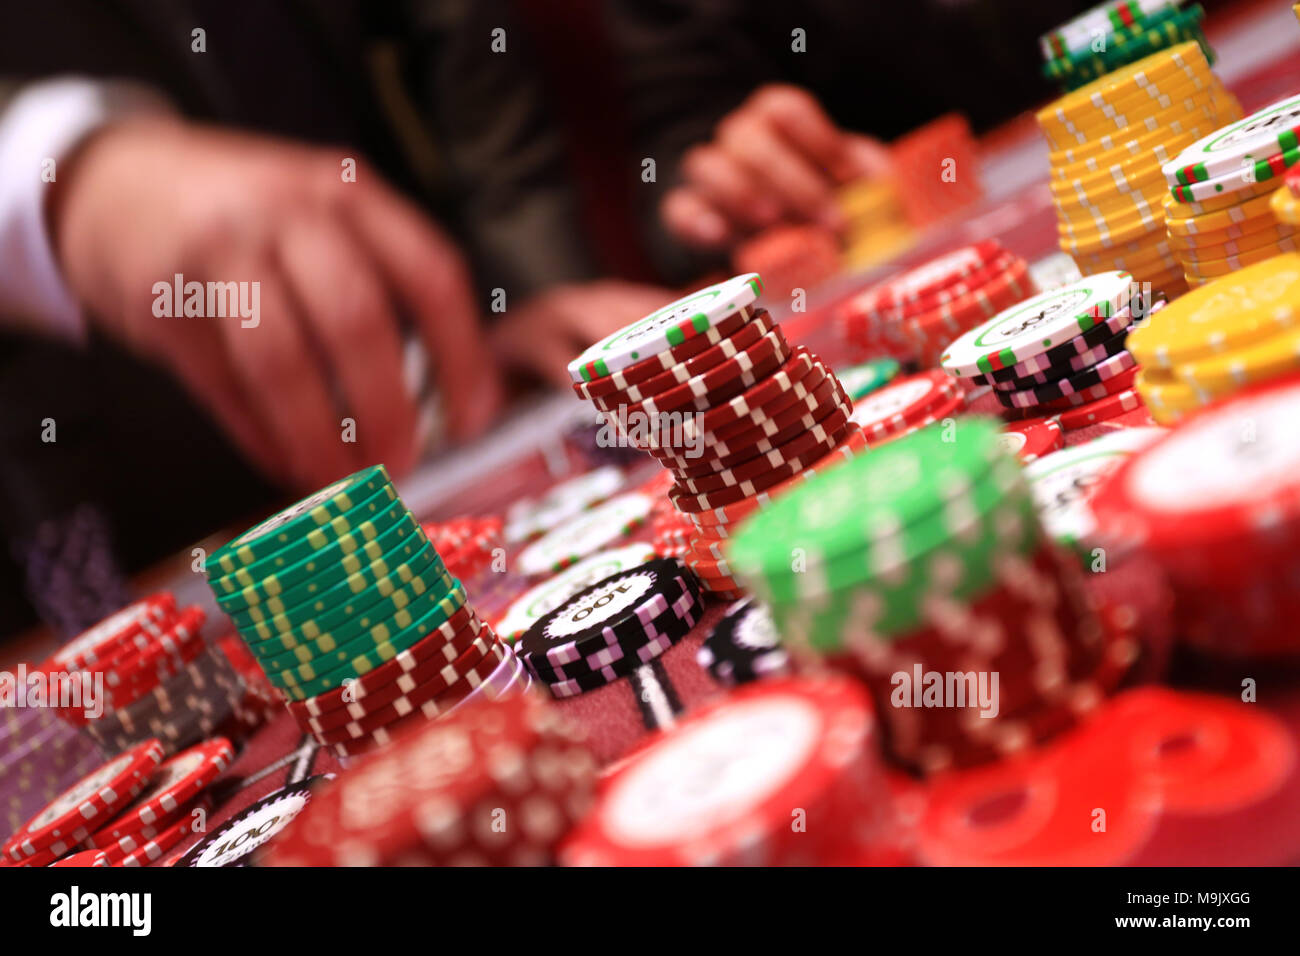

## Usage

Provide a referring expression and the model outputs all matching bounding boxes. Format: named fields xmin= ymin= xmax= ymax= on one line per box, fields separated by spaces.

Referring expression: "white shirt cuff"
xmin=0 ymin=78 xmax=171 ymax=341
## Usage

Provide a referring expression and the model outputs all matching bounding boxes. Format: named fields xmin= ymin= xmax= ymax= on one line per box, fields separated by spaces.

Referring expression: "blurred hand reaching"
xmin=661 ymin=84 xmax=891 ymax=251
xmin=49 ymin=116 xmax=504 ymax=491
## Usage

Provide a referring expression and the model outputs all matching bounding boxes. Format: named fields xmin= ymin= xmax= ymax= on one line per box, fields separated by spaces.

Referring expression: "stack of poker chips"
xmin=515 ymin=558 xmax=703 ymax=700
xmin=836 ymin=177 xmax=915 ymax=272
xmin=568 ymin=274 xmax=864 ymax=599
xmin=940 ymin=272 xmax=1154 ymax=426
xmin=2 ymin=698 xmax=105 ymax=849
xmin=1273 ymin=165 xmax=1300 ymax=225
xmin=1039 ymin=1 xmax=1213 ymax=93
xmin=1092 ymin=376 xmax=1300 ymax=657
xmin=733 ymin=224 xmax=840 ymax=302
xmin=890 ymin=114 xmax=984 ymax=228
xmin=3 ymin=736 xmax=235 ymax=867
xmin=1128 ymin=253 xmax=1300 ymax=423
xmin=1159 ymin=92 xmax=1300 ymax=288
xmin=421 ymin=515 xmax=503 ymax=581
xmin=837 ymin=241 xmax=1036 ymax=366
xmin=560 ymin=676 xmax=901 ymax=865
xmin=1038 ymin=42 xmax=1242 ymax=296
xmin=697 ymin=598 xmax=790 ymax=687
xmin=35 ymin=594 xmax=248 ymax=757
xmin=726 ymin=419 xmax=1138 ymax=775
xmin=263 ymin=692 xmax=598 ymax=866
xmin=846 ymin=369 xmax=966 ymax=448
xmin=206 ymin=465 xmax=528 ymax=760
xmin=1025 ymin=427 xmax=1167 ymax=558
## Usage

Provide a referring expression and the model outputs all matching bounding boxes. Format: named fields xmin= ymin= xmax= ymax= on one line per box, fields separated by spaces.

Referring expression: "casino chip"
xmin=569 ymin=274 xmax=764 ymax=383
xmin=1127 ymin=253 xmax=1300 ymax=422
xmin=849 ymin=370 xmax=964 ymax=447
xmin=1091 ymin=376 xmax=1300 ymax=656
xmin=49 ymin=848 xmax=110 ymax=868
xmin=697 ymin=599 xmax=789 ymax=687
xmin=181 ymin=776 xmax=333 ymax=866
xmin=3 ymin=738 xmax=165 ymax=861
xmin=514 ymin=492 xmax=652 ymax=577
xmin=263 ymin=696 xmax=597 ymax=866
xmin=1024 ymin=427 xmax=1167 ymax=555
xmin=560 ymin=676 xmax=895 ymax=865
xmin=504 ymin=466 xmax=624 ymax=543
xmin=997 ymin=417 xmax=1065 ymax=463
xmin=517 ymin=558 xmax=703 ymax=698
xmin=493 ymin=543 xmax=657 ymax=642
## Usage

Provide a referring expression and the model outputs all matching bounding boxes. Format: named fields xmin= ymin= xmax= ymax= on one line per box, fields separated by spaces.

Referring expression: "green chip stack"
xmin=205 ymin=465 xmax=464 ymax=701
xmin=725 ymin=418 xmax=1039 ymax=653
xmin=1040 ymin=2 xmax=1215 ymax=93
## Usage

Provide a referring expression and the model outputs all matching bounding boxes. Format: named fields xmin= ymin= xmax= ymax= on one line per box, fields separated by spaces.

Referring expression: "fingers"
xmin=343 ymin=176 xmax=504 ymax=442
xmin=219 ymin=262 xmax=358 ymax=490
xmin=661 ymin=188 xmax=734 ymax=249
xmin=276 ymin=216 xmax=418 ymax=477
xmin=718 ymin=107 xmax=840 ymax=227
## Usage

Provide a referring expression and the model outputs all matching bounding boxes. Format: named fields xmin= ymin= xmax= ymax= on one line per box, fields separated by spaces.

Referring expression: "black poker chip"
xmin=697 ymin=599 xmax=790 ymax=687
xmin=970 ymin=288 xmax=1158 ymax=386
xmin=518 ymin=558 xmax=702 ymax=681
xmin=179 ymin=775 xmax=333 ymax=867
xmin=988 ymin=324 xmax=1130 ymax=391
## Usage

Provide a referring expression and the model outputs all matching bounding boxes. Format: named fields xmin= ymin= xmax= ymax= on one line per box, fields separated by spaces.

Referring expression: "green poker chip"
xmin=836 ymin=358 xmax=900 ymax=402
xmin=212 ymin=502 xmax=413 ymax=607
xmin=1043 ymin=4 xmax=1206 ymax=86
xmin=208 ymin=466 xmax=394 ymax=575
xmin=727 ymin=418 xmax=1039 ymax=647
xmin=209 ymin=490 xmax=406 ymax=596
xmin=274 ymin=580 xmax=471 ymax=700
xmin=228 ymin=535 xmax=444 ymax=635
xmin=251 ymin=567 xmax=456 ymax=672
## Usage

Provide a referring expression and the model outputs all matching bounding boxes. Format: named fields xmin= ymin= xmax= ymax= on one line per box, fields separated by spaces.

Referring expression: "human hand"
xmin=49 ymin=116 xmax=503 ymax=490
xmin=661 ymin=84 xmax=890 ymax=250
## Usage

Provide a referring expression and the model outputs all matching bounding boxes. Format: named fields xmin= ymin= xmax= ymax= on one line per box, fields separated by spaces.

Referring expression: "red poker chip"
xmin=287 ymin=605 xmax=483 ymax=719
xmin=658 ymin=379 xmax=847 ymax=477
xmin=903 ymin=260 xmax=1036 ymax=363
xmin=99 ymin=605 xmax=206 ymax=689
xmin=1056 ymin=386 xmax=1147 ymax=430
xmin=40 ymin=594 xmax=178 ymax=673
xmin=848 ymin=241 xmax=1004 ymax=316
xmin=49 ymin=848 xmax=111 ymax=868
xmin=303 ymin=633 xmax=499 ymax=736
xmin=116 ymin=804 xmax=210 ymax=867
xmin=576 ymin=312 xmax=779 ymax=404
xmin=3 ymin=738 xmax=166 ymax=861
xmin=874 ymin=247 xmax=1017 ymax=322
xmin=997 ymin=417 xmax=1064 ymax=463
xmin=697 ymin=359 xmax=834 ymax=444
xmin=682 ymin=348 xmax=820 ymax=437
xmin=849 ymin=369 xmax=961 ymax=440
xmin=674 ymin=408 xmax=852 ymax=494
xmin=605 ymin=328 xmax=793 ymax=418
xmin=576 ymin=306 xmax=766 ymax=391
xmin=82 ymin=738 xmax=234 ymax=850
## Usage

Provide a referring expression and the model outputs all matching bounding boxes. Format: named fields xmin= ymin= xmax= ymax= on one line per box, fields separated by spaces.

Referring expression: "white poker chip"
xmin=1161 ymin=92 xmax=1300 ymax=187
xmin=940 ymin=272 xmax=1136 ymax=378
xmin=504 ymin=466 xmax=625 ymax=544
xmin=567 ymin=274 xmax=763 ymax=383
xmin=514 ymin=493 xmax=653 ymax=577
xmin=494 ymin=543 xmax=657 ymax=640
xmin=1024 ymin=427 xmax=1166 ymax=548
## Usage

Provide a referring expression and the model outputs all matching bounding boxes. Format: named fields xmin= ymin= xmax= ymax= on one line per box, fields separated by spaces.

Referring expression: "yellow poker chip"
xmin=1184 ymin=238 xmax=1300 ymax=278
xmin=1059 ymin=215 xmax=1164 ymax=255
xmin=1051 ymin=135 xmax=1201 ymax=198
xmin=1038 ymin=42 xmax=1212 ymax=127
xmin=1054 ymin=186 xmax=1168 ymax=229
xmin=1177 ymin=325 xmax=1300 ymax=395
xmin=1128 ymin=252 xmax=1300 ymax=370
xmin=1164 ymin=190 xmax=1282 ymax=234
xmin=1072 ymin=235 xmax=1177 ymax=269
xmin=1135 ymin=367 xmax=1211 ymax=424
xmin=1272 ymin=186 xmax=1300 ymax=226
xmin=1163 ymin=177 xmax=1282 ymax=218
xmin=1166 ymin=215 xmax=1296 ymax=250
xmin=1173 ymin=225 xmax=1299 ymax=262
xmin=1050 ymin=109 xmax=1220 ymax=171
xmin=1041 ymin=79 xmax=1222 ymax=149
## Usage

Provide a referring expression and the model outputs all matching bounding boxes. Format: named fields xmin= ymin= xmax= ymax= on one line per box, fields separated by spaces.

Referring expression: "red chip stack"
xmin=422 ymin=516 xmax=503 ymax=580
xmin=838 ymin=240 xmax=1036 ymax=366
xmin=891 ymin=113 xmax=985 ymax=228
xmin=845 ymin=368 xmax=966 ymax=448
xmin=262 ymin=692 xmax=598 ymax=866
xmin=567 ymin=274 xmax=866 ymax=599
xmin=35 ymin=594 xmax=249 ymax=756
xmin=1091 ymin=374 xmax=1300 ymax=658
